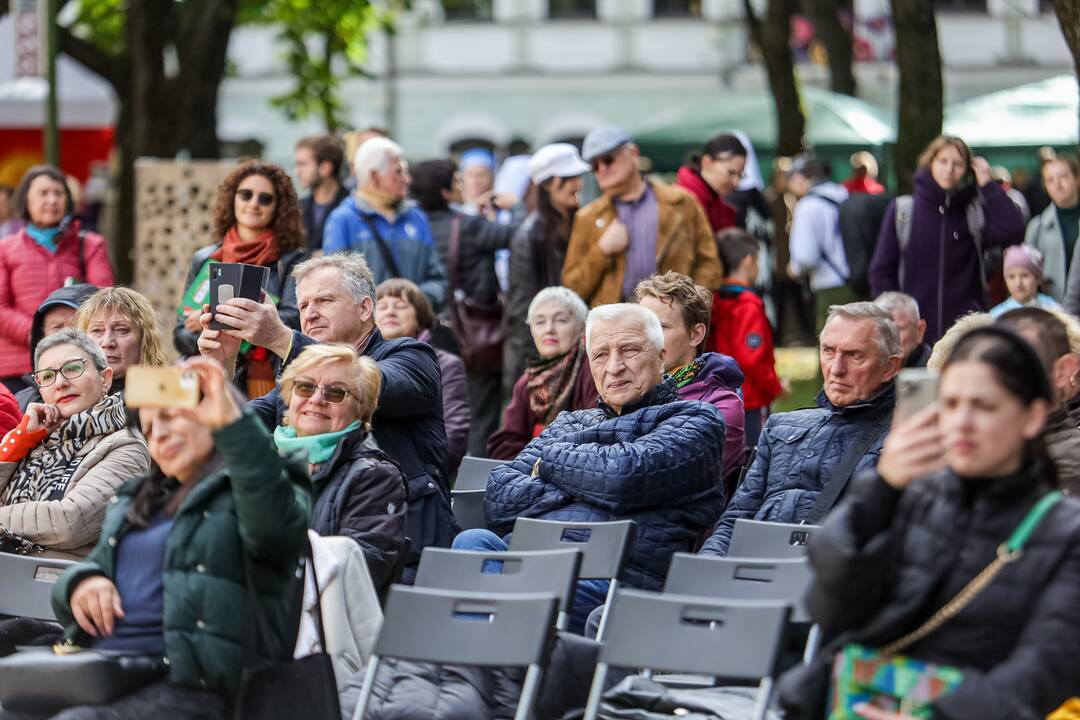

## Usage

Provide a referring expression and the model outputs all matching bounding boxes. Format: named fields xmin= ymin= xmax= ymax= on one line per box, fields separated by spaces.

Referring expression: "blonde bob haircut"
xmin=278 ymin=343 xmax=382 ymax=430
xmin=73 ymin=286 xmax=169 ymax=367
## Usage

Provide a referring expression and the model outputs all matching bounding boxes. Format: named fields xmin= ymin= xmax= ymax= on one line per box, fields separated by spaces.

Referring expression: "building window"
xmin=932 ymin=0 xmax=988 ymax=11
xmin=442 ymin=0 xmax=493 ymax=21
xmin=549 ymin=0 xmax=597 ymax=20
xmin=653 ymin=0 xmax=702 ymax=17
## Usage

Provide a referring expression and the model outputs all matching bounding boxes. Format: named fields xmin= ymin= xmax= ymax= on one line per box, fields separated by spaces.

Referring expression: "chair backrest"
xmin=450 ymin=489 xmax=487 ymax=531
xmin=415 ymin=547 xmax=582 ymax=616
xmin=598 ymin=589 xmax=790 ymax=680
xmin=727 ymin=519 xmax=820 ymax=559
xmin=0 ymin=552 xmax=75 ymax=621
xmin=455 ymin=456 xmax=503 ymax=492
xmin=374 ymin=586 xmax=559 ymax=667
xmin=509 ymin=518 xmax=635 ymax=581
xmin=664 ymin=553 xmax=812 ymax=623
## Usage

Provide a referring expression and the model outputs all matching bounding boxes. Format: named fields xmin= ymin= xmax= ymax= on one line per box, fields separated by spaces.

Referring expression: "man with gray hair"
xmin=198 ymin=251 xmax=456 ymax=579
xmin=456 ymin=302 xmax=728 ymax=632
xmin=875 ymin=291 xmax=930 ymax=368
xmin=323 ymin=136 xmax=447 ymax=311
xmin=701 ymin=301 xmax=902 ymax=556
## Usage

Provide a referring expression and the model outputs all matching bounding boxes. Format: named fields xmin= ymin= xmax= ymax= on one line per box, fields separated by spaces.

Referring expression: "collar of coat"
xmin=815 ymin=379 xmax=896 ymax=418
xmin=597 ymin=378 xmax=679 ymax=419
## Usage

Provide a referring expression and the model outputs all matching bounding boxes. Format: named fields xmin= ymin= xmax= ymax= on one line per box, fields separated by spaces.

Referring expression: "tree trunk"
xmin=60 ymin=0 xmax=236 ymax=282
xmin=802 ymin=0 xmax=856 ymax=96
xmin=745 ymin=0 xmax=806 ymax=156
xmin=1054 ymin=0 xmax=1080 ymax=149
xmin=891 ymin=0 xmax=943 ymax=194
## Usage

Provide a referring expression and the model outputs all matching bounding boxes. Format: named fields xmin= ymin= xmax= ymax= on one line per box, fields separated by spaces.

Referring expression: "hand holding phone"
xmin=209 ymin=263 xmax=270 ymax=331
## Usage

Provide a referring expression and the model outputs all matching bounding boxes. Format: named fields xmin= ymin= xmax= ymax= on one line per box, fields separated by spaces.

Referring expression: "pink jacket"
xmin=0 ymin=222 xmax=114 ymax=377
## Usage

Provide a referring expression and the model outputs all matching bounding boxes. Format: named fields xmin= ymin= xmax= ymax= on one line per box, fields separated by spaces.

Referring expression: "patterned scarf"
xmin=667 ymin=356 xmax=705 ymax=389
xmin=525 ymin=341 xmax=586 ymax=426
xmin=211 ymin=226 xmax=280 ymax=267
xmin=1 ymin=394 xmax=128 ymax=506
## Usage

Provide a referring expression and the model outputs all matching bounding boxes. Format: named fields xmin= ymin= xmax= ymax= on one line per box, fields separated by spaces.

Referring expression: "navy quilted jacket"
xmin=701 ymin=382 xmax=895 ymax=557
xmin=485 ymin=380 xmax=727 ymax=591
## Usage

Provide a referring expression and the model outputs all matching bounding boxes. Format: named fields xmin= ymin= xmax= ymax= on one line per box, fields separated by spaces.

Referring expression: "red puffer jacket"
xmin=0 ymin=222 xmax=114 ymax=377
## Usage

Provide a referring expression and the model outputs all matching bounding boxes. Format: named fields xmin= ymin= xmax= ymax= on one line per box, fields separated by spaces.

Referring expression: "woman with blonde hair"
xmin=275 ymin=343 xmax=407 ymax=594
xmin=75 ymin=286 xmax=169 ymax=387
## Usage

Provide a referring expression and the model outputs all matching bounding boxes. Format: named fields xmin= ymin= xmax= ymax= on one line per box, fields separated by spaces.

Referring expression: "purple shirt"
xmin=617 ymin=180 xmax=659 ymax=300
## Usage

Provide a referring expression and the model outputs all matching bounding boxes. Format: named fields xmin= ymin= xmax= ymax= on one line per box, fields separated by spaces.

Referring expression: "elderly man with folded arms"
xmin=454 ymin=302 xmax=728 ymax=633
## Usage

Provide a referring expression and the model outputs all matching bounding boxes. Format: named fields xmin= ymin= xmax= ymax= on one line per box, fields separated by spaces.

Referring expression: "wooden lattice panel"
xmin=133 ymin=159 xmax=235 ymax=358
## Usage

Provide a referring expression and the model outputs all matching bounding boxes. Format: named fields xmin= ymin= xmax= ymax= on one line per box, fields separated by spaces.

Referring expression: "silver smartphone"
xmin=895 ymin=368 xmax=940 ymax=422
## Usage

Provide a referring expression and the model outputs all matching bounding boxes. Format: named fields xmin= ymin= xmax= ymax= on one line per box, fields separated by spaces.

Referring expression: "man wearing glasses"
xmin=562 ymin=125 xmax=722 ymax=307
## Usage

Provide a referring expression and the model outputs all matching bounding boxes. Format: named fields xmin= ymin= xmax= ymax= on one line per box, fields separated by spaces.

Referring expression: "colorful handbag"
xmin=828 ymin=491 xmax=1063 ymax=719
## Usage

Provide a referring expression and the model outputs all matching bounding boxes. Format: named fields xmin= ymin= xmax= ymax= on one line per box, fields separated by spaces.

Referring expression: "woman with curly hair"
xmin=174 ymin=161 xmax=307 ymax=398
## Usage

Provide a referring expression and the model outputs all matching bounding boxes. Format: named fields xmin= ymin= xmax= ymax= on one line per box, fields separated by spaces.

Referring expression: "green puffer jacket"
xmin=51 ymin=411 xmax=312 ymax=696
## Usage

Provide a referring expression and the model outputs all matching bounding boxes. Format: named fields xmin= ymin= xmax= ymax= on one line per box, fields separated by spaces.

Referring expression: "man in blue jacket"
xmin=196 ymin=252 xmax=456 ymax=578
xmin=454 ymin=302 xmax=728 ymax=633
xmin=322 ymin=136 xmax=448 ymax=311
xmin=700 ymin=301 xmax=902 ymax=557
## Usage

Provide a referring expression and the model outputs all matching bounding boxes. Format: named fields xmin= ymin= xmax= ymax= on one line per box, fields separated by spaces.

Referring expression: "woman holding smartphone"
xmin=48 ymin=356 xmax=310 ymax=719
xmin=173 ymin=161 xmax=307 ymax=398
xmin=780 ymin=326 xmax=1080 ymax=719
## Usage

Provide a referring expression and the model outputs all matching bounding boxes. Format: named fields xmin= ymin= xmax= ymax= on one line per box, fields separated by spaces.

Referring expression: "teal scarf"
xmin=273 ymin=421 xmax=361 ymax=464
xmin=26 ymin=221 xmax=66 ymax=253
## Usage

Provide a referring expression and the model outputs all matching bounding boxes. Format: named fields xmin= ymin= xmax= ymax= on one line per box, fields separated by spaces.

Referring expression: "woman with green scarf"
xmin=275 ymin=343 xmax=407 ymax=594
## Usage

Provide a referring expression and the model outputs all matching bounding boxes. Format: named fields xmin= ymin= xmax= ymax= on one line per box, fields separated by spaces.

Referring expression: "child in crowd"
xmin=991 ymin=245 xmax=1062 ymax=318
xmin=708 ymin=228 xmax=786 ymax=449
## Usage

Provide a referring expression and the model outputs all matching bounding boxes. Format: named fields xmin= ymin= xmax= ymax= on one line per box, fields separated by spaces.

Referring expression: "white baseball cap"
xmin=527 ymin=143 xmax=591 ymax=185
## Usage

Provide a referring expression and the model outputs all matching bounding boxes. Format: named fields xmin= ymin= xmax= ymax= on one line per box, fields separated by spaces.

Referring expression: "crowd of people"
xmin=0 ymin=124 xmax=1075 ymax=720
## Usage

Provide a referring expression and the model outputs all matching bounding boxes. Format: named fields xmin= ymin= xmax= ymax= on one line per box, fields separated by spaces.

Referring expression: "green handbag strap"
xmin=881 ymin=490 xmax=1062 ymax=657
xmin=1004 ymin=490 xmax=1062 ymax=554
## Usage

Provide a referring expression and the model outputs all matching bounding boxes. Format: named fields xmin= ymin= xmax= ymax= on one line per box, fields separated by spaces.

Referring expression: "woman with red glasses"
xmin=274 ymin=342 xmax=407 ymax=597
xmin=174 ymin=161 xmax=307 ymax=398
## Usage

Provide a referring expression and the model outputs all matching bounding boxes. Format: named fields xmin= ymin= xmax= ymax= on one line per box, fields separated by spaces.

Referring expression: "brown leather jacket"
xmin=562 ymin=178 xmax=723 ymax=306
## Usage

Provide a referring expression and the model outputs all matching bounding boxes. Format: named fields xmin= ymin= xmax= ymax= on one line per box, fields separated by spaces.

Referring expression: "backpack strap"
xmin=894 ymin=195 xmax=914 ymax=291
xmin=357 ymin=212 xmax=403 ymax=278
xmin=966 ymin=198 xmax=988 ymax=292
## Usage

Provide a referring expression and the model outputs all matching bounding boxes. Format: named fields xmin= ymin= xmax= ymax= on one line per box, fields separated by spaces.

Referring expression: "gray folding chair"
xmin=353 ymin=587 xmax=559 ymax=720
xmin=0 ymin=552 xmax=75 ymax=621
xmin=454 ymin=456 xmax=503 ymax=491
xmin=414 ymin=547 xmax=582 ymax=629
xmin=727 ymin=519 xmax=821 ymax=559
xmin=508 ymin=517 xmax=635 ymax=640
xmin=583 ymin=590 xmax=791 ymax=720
xmin=664 ymin=553 xmax=811 ymax=623
xmin=450 ymin=488 xmax=487 ymax=531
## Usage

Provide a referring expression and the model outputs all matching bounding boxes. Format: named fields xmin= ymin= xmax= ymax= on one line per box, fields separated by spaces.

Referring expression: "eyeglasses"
xmin=293 ymin=381 xmax=351 ymax=404
xmin=236 ymin=188 xmax=275 ymax=207
xmin=32 ymin=358 xmax=87 ymax=388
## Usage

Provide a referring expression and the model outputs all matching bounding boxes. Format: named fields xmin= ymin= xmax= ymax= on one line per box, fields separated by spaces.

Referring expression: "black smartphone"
xmin=208 ymin=263 xmax=270 ymax=330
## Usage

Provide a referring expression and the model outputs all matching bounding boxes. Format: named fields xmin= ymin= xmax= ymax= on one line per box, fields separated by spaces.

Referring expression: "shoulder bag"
xmin=447 ymin=214 xmax=504 ymax=373
xmin=233 ymin=543 xmax=341 ymax=720
xmin=828 ymin=491 xmax=1063 ymax=719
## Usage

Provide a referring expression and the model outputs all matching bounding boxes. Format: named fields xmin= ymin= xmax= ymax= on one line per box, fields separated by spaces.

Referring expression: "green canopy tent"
xmin=943 ymin=74 xmax=1078 ymax=170
xmin=632 ymin=85 xmax=896 ymax=176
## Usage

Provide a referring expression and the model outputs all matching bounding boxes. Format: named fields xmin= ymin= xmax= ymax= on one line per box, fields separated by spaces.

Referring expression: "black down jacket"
xmin=309 ymin=425 xmax=408 ymax=596
xmin=781 ymin=460 xmax=1080 ymax=720
xmin=485 ymin=380 xmax=727 ymax=591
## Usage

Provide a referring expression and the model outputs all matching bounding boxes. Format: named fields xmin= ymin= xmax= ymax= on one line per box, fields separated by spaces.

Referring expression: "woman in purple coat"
xmin=869 ymin=136 xmax=1025 ymax=343
xmin=375 ymin=279 xmax=470 ymax=477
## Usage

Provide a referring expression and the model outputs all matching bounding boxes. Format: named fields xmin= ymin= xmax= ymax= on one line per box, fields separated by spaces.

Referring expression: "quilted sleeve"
xmin=699 ymin=422 xmax=773 ymax=556
xmin=538 ymin=403 xmax=726 ymax=514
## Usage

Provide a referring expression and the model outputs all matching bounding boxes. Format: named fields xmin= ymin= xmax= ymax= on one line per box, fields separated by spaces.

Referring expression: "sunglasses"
xmin=236 ymin=188 xmax=275 ymax=207
xmin=33 ymin=358 xmax=87 ymax=388
xmin=590 ymin=153 xmax=622 ymax=172
xmin=293 ymin=381 xmax=351 ymax=404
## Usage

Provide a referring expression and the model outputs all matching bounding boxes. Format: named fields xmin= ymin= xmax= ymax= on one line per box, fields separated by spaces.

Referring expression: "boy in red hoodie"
xmin=709 ymin=228 xmax=787 ymax=448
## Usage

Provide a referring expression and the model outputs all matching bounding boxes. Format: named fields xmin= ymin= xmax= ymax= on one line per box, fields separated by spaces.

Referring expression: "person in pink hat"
xmin=991 ymin=245 xmax=1063 ymax=317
